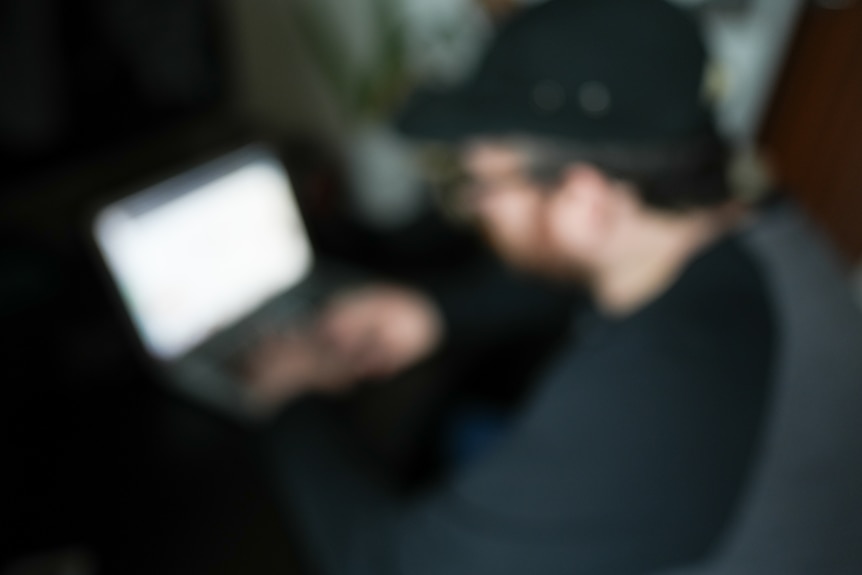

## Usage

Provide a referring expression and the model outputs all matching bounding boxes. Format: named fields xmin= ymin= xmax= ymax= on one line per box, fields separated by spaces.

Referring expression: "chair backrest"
xmin=657 ymin=203 xmax=862 ymax=575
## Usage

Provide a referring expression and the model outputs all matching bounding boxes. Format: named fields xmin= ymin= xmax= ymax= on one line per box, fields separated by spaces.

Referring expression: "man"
xmin=248 ymin=1 xmax=776 ymax=574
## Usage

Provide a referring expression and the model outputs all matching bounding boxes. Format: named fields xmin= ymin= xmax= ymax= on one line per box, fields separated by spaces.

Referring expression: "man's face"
xmin=460 ymin=141 xmax=570 ymax=276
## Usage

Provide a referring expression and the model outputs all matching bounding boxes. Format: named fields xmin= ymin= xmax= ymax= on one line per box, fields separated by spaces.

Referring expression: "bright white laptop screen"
xmin=94 ymin=147 xmax=313 ymax=361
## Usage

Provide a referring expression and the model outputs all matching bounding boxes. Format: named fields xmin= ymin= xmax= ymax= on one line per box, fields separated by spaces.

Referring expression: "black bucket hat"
xmin=396 ymin=0 xmax=713 ymax=147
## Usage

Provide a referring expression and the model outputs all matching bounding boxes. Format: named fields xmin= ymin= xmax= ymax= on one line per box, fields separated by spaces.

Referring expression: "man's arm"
xmin=261 ymin=312 xmax=774 ymax=575
xmin=417 ymin=252 xmax=577 ymax=350
xmin=248 ymin=254 xmax=578 ymax=391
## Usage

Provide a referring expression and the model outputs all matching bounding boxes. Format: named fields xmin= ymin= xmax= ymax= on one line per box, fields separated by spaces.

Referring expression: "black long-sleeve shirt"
xmin=264 ymin=235 xmax=775 ymax=575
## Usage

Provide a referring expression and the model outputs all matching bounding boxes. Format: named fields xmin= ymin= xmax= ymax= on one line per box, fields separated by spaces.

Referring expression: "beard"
xmin=477 ymin=220 xmax=591 ymax=284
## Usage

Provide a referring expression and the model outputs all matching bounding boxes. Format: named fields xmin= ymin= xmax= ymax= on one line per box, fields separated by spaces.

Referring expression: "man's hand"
xmin=243 ymin=285 xmax=444 ymax=407
xmin=243 ymin=329 xmax=357 ymax=405
xmin=318 ymin=284 xmax=445 ymax=380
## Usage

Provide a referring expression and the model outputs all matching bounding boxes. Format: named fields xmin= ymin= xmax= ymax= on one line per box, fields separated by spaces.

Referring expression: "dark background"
xmin=0 ymin=2 xmax=303 ymax=573
xmin=0 ymin=3 xmax=496 ymax=573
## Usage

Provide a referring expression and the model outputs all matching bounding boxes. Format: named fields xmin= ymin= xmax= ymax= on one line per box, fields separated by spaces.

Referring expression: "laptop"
xmin=91 ymin=144 xmax=354 ymax=422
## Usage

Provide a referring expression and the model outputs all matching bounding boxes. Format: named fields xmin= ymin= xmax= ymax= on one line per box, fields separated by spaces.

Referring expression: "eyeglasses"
xmin=416 ymin=145 xmax=563 ymax=223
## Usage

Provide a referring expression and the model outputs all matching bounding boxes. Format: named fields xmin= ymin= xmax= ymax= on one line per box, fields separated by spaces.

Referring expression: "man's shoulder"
xmin=629 ymin=235 xmax=776 ymax=376
xmin=566 ymin=236 xmax=777 ymax=379
xmin=651 ymin=235 xmax=774 ymax=332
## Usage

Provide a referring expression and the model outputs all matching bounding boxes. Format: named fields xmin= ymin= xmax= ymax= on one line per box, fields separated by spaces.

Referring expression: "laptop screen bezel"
xmin=89 ymin=143 xmax=316 ymax=363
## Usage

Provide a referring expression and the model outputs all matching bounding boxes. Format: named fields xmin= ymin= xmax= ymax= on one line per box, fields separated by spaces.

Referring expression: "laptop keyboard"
xmin=215 ymin=295 xmax=315 ymax=378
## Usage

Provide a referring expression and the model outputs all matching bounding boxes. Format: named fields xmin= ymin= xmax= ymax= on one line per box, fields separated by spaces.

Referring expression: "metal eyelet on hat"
xmin=532 ymin=81 xmax=566 ymax=114
xmin=578 ymin=81 xmax=611 ymax=117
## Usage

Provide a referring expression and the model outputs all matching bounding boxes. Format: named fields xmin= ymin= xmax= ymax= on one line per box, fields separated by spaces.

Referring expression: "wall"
xmin=221 ymin=0 xmax=344 ymax=144
xmin=691 ymin=0 xmax=807 ymax=142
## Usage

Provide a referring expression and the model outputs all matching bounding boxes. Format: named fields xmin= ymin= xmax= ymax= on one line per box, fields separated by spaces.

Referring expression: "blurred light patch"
xmin=94 ymin=152 xmax=313 ymax=360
